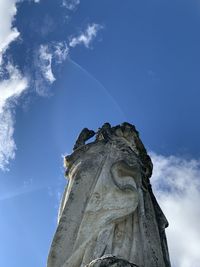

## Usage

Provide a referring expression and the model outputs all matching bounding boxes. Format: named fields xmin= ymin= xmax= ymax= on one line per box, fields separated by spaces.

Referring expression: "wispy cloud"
xmin=0 ymin=63 xmax=28 ymax=170
xmin=0 ymin=63 xmax=28 ymax=113
xmin=151 ymin=152 xmax=200 ymax=267
xmin=38 ymin=44 xmax=56 ymax=84
xmin=36 ymin=22 xmax=102 ymax=94
xmin=0 ymin=0 xmax=20 ymax=63
xmin=36 ymin=42 xmax=69 ymax=95
xmin=62 ymin=0 xmax=80 ymax=10
xmin=53 ymin=41 xmax=69 ymax=63
xmin=0 ymin=0 xmax=28 ymax=171
xmin=69 ymin=23 xmax=103 ymax=48
xmin=0 ymin=108 xmax=16 ymax=171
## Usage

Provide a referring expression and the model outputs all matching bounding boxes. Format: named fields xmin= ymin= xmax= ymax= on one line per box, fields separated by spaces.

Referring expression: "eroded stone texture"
xmin=47 ymin=123 xmax=171 ymax=267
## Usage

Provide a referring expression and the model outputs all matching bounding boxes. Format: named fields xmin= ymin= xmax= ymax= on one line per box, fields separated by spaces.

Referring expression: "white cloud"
xmin=38 ymin=42 xmax=69 ymax=84
xmin=54 ymin=41 xmax=69 ymax=63
xmin=39 ymin=44 xmax=56 ymax=84
xmin=0 ymin=0 xmax=28 ymax=170
xmin=62 ymin=0 xmax=80 ymax=10
xmin=0 ymin=64 xmax=28 ymax=112
xmin=36 ymin=22 xmax=102 ymax=94
xmin=0 ymin=64 xmax=28 ymax=170
xmin=36 ymin=42 xmax=68 ymax=95
xmin=0 ymin=0 xmax=20 ymax=63
xmin=0 ymin=108 xmax=16 ymax=171
xmin=69 ymin=23 xmax=102 ymax=48
xmin=151 ymin=152 xmax=200 ymax=267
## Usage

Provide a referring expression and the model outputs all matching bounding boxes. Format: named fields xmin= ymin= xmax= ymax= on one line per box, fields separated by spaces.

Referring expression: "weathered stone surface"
xmin=85 ymin=255 xmax=138 ymax=267
xmin=47 ymin=123 xmax=171 ymax=267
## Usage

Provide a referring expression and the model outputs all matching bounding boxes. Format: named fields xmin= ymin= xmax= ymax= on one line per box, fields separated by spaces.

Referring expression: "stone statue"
xmin=47 ymin=123 xmax=171 ymax=267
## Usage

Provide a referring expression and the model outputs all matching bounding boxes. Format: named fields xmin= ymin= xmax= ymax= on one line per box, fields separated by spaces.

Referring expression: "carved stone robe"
xmin=47 ymin=125 xmax=171 ymax=267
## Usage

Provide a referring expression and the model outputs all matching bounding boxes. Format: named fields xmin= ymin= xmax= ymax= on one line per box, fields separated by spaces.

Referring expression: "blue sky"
xmin=0 ymin=1 xmax=200 ymax=267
